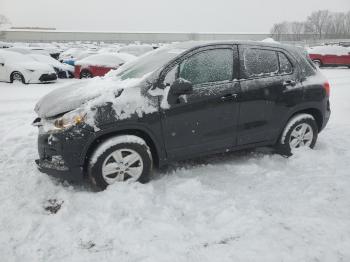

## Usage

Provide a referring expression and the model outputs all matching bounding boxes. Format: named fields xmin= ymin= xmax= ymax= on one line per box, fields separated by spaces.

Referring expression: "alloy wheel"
xmin=289 ymin=123 xmax=314 ymax=149
xmin=101 ymin=148 xmax=144 ymax=184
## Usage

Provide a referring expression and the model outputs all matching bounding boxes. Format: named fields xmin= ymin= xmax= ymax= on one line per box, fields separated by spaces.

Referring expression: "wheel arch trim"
xmin=80 ymin=125 xmax=165 ymax=174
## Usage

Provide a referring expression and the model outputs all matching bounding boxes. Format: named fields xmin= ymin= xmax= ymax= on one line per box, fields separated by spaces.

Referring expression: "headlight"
xmin=54 ymin=109 xmax=87 ymax=130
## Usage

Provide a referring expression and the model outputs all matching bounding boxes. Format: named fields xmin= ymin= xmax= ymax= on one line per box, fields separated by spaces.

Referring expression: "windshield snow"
xmin=115 ymin=46 xmax=186 ymax=80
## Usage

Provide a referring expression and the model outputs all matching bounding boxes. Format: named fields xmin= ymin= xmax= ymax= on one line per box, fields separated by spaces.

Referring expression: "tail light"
xmin=324 ymin=82 xmax=330 ymax=97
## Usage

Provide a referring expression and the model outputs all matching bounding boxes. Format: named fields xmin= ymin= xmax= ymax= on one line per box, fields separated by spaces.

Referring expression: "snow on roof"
xmin=261 ymin=38 xmax=280 ymax=44
xmin=308 ymin=45 xmax=350 ymax=56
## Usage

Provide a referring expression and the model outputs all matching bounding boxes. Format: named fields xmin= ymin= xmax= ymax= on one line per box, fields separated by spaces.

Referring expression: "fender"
xmin=79 ymin=121 xmax=167 ymax=168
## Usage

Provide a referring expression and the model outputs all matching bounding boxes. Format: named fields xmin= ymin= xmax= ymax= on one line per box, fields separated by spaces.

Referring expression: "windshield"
xmin=115 ymin=45 xmax=186 ymax=80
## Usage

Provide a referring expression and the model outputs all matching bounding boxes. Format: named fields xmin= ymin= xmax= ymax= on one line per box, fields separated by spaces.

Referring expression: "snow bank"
xmin=1 ymin=69 xmax=350 ymax=261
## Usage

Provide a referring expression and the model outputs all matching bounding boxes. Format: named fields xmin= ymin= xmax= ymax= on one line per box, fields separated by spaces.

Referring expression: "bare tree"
xmin=345 ymin=11 xmax=350 ymax=35
xmin=270 ymin=22 xmax=289 ymax=41
xmin=0 ymin=14 xmax=11 ymax=28
xmin=306 ymin=10 xmax=332 ymax=39
xmin=291 ymin=22 xmax=305 ymax=41
xmin=333 ymin=13 xmax=347 ymax=36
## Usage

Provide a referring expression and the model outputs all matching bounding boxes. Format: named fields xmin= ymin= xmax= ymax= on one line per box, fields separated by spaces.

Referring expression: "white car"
xmin=0 ymin=50 xmax=57 ymax=84
xmin=29 ymin=54 xmax=74 ymax=78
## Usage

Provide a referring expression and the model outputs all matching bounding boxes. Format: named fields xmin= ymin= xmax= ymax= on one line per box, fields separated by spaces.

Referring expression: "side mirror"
xmin=0 ymin=62 xmax=4 ymax=66
xmin=170 ymin=78 xmax=193 ymax=95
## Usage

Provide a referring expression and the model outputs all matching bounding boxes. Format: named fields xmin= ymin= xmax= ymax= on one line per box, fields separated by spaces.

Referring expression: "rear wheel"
xmin=276 ymin=114 xmax=318 ymax=156
xmin=11 ymin=71 xmax=26 ymax=84
xmin=88 ymin=135 xmax=153 ymax=190
xmin=80 ymin=70 xmax=93 ymax=79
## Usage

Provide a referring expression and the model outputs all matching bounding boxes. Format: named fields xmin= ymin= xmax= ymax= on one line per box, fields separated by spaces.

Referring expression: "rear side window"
xmin=179 ymin=48 xmax=233 ymax=85
xmin=242 ymin=48 xmax=279 ymax=78
xmin=278 ymin=52 xmax=293 ymax=74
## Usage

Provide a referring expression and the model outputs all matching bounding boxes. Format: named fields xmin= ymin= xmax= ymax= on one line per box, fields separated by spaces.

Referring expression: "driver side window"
xmin=179 ymin=49 xmax=233 ymax=86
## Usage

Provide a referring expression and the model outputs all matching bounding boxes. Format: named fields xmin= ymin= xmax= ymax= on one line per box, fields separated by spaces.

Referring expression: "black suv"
xmin=33 ymin=41 xmax=331 ymax=189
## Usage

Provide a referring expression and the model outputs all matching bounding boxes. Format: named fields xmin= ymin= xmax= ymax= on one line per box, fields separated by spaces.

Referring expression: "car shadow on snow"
xmin=49 ymin=146 xmax=278 ymax=192
xmin=154 ymin=146 xmax=277 ymax=180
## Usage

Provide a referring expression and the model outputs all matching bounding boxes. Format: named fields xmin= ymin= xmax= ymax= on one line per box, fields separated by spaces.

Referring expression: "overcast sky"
xmin=1 ymin=0 xmax=349 ymax=32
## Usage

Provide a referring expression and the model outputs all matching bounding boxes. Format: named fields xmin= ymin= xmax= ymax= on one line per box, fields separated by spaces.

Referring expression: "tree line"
xmin=271 ymin=10 xmax=350 ymax=41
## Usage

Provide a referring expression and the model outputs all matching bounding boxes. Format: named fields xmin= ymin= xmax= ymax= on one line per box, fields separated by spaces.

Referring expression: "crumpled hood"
xmin=35 ymin=77 xmax=143 ymax=118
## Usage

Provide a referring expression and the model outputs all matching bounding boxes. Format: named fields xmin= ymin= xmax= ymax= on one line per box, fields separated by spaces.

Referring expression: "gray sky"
xmin=1 ymin=0 xmax=349 ymax=32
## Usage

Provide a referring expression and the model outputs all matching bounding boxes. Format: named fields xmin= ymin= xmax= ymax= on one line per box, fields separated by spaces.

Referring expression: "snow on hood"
xmin=75 ymin=53 xmax=136 ymax=68
xmin=34 ymin=75 xmax=151 ymax=118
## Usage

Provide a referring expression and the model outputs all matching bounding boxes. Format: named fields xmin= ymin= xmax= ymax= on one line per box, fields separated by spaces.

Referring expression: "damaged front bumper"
xmin=35 ymin=158 xmax=84 ymax=181
xmin=35 ymin=123 xmax=94 ymax=182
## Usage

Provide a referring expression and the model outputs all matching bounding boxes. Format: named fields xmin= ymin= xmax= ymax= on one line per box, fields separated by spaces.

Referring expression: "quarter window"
xmin=242 ymin=48 xmax=279 ymax=78
xmin=179 ymin=49 xmax=233 ymax=86
xmin=278 ymin=52 xmax=293 ymax=74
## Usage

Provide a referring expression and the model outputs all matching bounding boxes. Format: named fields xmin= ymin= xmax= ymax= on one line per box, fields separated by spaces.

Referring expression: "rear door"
xmin=237 ymin=46 xmax=302 ymax=145
xmin=160 ymin=45 xmax=241 ymax=159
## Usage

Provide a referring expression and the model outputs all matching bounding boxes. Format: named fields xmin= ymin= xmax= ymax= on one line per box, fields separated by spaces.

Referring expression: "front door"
xmin=160 ymin=46 xmax=240 ymax=160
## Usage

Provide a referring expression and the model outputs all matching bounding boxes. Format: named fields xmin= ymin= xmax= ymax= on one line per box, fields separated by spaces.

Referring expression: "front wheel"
xmin=80 ymin=70 xmax=93 ymax=79
xmin=276 ymin=114 xmax=318 ymax=156
xmin=88 ymin=135 xmax=153 ymax=190
xmin=11 ymin=71 xmax=26 ymax=84
xmin=312 ymin=60 xmax=322 ymax=68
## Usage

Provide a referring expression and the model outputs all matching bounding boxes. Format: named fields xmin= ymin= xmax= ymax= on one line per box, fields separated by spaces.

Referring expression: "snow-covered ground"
xmin=0 ymin=69 xmax=349 ymax=262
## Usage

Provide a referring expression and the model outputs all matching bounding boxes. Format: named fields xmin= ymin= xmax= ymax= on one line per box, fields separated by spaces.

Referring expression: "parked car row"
xmin=0 ymin=44 xmax=155 ymax=84
xmin=0 ymin=42 xmax=158 ymax=84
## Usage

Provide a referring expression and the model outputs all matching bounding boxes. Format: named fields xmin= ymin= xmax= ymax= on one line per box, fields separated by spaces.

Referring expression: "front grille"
xmin=39 ymin=73 xmax=57 ymax=82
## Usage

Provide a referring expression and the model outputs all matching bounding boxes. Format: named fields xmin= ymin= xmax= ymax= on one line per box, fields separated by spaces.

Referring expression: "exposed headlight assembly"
xmin=53 ymin=109 xmax=87 ymax=130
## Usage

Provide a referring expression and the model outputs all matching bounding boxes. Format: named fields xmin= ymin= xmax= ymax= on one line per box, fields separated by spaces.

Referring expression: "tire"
xmin=312 ymin=60 xmax=322 ymax=68
xmin=276 ymin=114 xmax=318 ymax=156
xmin=88 ymin=135 xmax=153 ymax=190
xmin=11 ymin=71 xmax=26 ymax=84
xmin=80 ymin=70 xmax=93 ymax=79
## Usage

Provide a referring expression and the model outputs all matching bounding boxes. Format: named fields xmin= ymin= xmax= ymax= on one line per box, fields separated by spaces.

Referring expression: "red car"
xmin=74 ymin=53 xmax=136 ymax=78
xmin=308 ymin=45 xmax=350 ymax=68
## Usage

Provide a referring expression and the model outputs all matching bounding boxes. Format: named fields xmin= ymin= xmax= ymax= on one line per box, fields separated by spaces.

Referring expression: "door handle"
xmin=283 ymin=80 xmax=296 ymax=87
xmin=220 ymin=93 xmax=238 ymax=101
